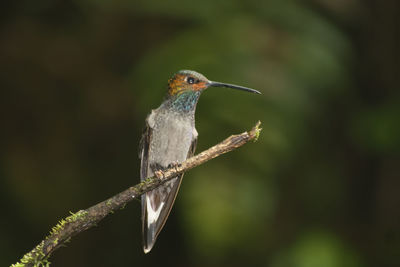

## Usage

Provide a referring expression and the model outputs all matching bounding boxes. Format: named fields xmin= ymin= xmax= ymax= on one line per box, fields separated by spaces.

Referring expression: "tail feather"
xmin=142 ymin=175 xmax=183 ymax=253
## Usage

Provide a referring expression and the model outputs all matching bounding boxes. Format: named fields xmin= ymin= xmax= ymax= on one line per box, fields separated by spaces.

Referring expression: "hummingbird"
xmin=139 ymin=70 xmax=260 ymax=253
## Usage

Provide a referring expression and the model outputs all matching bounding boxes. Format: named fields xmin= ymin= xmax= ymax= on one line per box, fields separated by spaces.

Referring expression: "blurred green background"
xmin=1 ymin=0 xmax=399 ymax=266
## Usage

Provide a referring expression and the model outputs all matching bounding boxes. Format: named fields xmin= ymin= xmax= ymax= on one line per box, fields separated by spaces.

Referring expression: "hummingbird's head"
xmin=164 ymin=70 xmax=260 ymax=112
xmin=167 ymin=70 xmax=209 ymax=96
xmin=168 ymin=70 xmax=261 ymax=97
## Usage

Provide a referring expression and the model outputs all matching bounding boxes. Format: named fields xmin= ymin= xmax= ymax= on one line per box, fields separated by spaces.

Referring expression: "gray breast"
xmin=148 ymin=109 xmax=197 ymax=168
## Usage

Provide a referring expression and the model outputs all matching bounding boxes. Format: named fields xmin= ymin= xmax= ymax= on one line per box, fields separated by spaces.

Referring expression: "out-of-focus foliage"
xmin=0 ymin=0 xmax=398 ymax=266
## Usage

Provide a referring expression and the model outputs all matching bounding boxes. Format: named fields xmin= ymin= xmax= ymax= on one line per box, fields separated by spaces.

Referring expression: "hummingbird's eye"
xmin=187 ymin=77 xmax=197 ymax=84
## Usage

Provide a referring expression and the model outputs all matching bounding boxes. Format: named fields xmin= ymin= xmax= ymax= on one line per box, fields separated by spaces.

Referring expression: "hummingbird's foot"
xmin=154 ymin=170 xmax=165 ymax=180
xmin=150 ymin=163 xmax=166 ymax=180
xmin=167 ymin=161 xmax=181 ymax=173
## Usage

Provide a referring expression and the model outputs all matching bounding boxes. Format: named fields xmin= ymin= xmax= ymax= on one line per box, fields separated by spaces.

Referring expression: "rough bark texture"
xmin=12 ymin=121 xmax=261 ymax=267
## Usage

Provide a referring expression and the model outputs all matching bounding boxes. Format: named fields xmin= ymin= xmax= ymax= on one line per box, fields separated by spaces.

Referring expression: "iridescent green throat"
xmin=165 ymin=91 xmax=201 ymax=112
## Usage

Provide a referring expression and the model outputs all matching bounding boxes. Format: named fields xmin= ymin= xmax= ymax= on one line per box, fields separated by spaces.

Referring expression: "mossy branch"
xmin=12 ymin=121 xmax=262 ymax=267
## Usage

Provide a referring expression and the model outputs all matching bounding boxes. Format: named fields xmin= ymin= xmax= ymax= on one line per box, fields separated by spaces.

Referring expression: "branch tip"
xmin=249 ymin=121 xmax=262 ymax=142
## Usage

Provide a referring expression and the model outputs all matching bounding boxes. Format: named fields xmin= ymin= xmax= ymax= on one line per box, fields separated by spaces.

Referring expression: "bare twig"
xmin=12 ymin=121 xmax=262 ymax=267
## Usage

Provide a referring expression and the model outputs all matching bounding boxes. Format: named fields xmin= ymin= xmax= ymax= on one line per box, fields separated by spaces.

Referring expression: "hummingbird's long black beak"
xmin=207 ymin=81 xmax=261 ymax=94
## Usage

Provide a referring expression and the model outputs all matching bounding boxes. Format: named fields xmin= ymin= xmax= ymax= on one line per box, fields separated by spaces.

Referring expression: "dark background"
xmin=1 ymin=0 xmax=399 ymax=266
